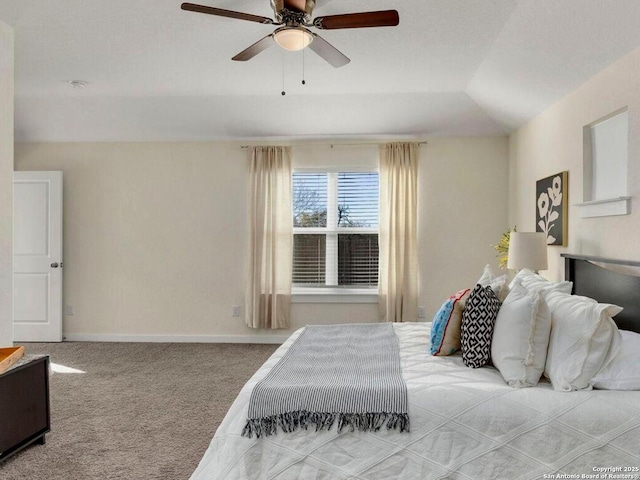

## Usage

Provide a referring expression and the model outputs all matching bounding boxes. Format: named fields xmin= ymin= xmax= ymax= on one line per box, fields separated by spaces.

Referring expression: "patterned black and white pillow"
xmin=461 ymin=284 xmax=502 ymax=368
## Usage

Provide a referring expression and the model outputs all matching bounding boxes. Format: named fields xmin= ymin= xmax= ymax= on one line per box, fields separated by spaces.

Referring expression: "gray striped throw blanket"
xmin=242 ymin=323 xmax=409 ymax=438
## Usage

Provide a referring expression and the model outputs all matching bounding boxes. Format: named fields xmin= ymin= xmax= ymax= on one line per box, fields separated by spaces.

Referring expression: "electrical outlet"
xmin=66 ymin=304 xmax=75 ymax=316
xmin=418 ymin=306 xmax=426 ymax=319
xmin=232 ymin=305 xmax=240 ymax=317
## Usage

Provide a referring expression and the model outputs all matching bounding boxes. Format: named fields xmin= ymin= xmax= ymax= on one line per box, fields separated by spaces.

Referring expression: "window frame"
xmin=292 ymin=166 xmax=379 ymax=300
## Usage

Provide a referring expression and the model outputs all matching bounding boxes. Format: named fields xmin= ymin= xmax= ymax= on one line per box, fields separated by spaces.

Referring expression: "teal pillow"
xmin=430 ymin=289 xmax=470 ymax=356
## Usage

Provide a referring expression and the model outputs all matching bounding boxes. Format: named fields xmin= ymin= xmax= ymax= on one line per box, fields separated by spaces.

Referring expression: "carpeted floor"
xmin=0 ymin=342 xmax=279 ymax=480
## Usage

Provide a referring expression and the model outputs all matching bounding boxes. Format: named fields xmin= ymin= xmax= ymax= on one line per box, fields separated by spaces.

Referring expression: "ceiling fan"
xmin=181 ymin=0 xmax=399 ymax=68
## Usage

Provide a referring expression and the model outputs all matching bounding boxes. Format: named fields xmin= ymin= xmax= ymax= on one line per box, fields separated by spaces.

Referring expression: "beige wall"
xmin=15 ymin=137 xmax=508 ymax=341
xmin=0 ymin=21 xmax=13 ymax=346
xmin=509 ymin=45 xmax=640 ymax=281
xmin=418 ymin=137 xmax=509 ymax=313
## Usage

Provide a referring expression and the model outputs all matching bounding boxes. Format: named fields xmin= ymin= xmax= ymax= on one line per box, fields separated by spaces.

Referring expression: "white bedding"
xmin=190 ymin=323 xmax=640 ymax=480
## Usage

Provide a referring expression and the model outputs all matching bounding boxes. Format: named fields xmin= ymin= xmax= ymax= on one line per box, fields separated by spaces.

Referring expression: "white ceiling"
xmin=1 ymin=0 xmax=640 ymax=142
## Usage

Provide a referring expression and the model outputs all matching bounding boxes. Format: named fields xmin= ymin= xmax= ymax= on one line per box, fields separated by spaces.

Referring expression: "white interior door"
xmin=13 ymin=171 xmax=63 ymax=342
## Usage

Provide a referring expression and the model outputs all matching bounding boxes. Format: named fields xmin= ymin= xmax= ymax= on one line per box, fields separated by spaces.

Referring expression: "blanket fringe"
xmin=242 ymin=411 xmax=410 ymax=438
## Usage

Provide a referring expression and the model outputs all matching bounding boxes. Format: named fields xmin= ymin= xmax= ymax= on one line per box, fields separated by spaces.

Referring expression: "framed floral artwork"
xmin=536 ymin=171 xmax=568 ymax=246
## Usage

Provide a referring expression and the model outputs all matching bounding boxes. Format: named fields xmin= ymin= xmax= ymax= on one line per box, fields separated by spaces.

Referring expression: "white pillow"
xmin=477 ymin=264 xmax=509 ymax=301
xmin=491 ymin=284 xmax=551 ymax=387
xmin=543 ymin=291 xmax=622 ymax=391
xmin=509 ymin=268 xmax=573 ymax=294
xmin=592 ymin=330 xmax=640 ymax=390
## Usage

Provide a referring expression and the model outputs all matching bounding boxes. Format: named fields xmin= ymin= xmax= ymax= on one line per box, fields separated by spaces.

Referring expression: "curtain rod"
xmin=240 ymin=141 xmax=428 ymax=149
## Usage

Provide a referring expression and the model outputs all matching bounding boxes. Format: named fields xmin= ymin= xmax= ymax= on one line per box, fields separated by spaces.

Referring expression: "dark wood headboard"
xmin=562 ymin=254 xmax=640 ymax=333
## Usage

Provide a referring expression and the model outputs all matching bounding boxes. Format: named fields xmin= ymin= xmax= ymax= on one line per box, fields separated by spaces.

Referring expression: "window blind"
xmin=337 ymin=172 xmax=379 ymax=228
xmin=293 ymin=173 xmax=327 ymax=228
xmin=338 ymin=234 xmax=379 ymax=286
xmin=293 ymin=234 xmax=326 ymax=285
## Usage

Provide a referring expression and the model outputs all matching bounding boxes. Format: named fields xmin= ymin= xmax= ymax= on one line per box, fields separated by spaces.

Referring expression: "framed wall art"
xmin=536 ymin=171 xmax=568 ymax=246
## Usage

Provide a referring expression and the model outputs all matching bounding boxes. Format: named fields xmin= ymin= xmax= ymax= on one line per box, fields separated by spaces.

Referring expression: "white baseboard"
xmin=63 ymin=333 xmax=289 ymax=344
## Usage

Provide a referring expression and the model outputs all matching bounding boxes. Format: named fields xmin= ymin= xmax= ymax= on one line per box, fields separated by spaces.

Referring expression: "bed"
xmin=190 ymin=254 xmax=640 ymax=480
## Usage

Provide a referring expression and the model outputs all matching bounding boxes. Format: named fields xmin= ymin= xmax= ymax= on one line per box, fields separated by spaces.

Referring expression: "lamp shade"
xmin=273 ymin=27 xmax=314 ymax=51
xmin=507 ymin=232 xmax=548 ymax=271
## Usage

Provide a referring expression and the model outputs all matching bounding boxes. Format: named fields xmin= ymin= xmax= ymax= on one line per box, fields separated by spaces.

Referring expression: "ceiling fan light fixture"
xmin=273 ymin=27 xmax=314 ymax=51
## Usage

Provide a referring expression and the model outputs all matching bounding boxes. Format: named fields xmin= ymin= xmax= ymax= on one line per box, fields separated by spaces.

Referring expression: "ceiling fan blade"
xmin=313 ymin=10 xmax=399 ymax=30
xmin=181 ymin=3 xmax=274 ymax=25
xmin=232 ymin=34 xmax=275 ymax=62
xmin=308 ymin=33 xmax=350 ymax=68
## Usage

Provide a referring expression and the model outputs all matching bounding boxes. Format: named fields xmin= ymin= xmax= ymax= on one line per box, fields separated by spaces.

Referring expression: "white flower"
xmin=538 ymin=192 xmax=549 ymax=218
xmin=551 ymin=176 xmax=563 ymax=206
xmin=552 ymin=176 xmax=562 ymax=196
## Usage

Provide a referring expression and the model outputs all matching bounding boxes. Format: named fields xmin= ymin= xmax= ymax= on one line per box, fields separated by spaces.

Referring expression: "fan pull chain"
xmin=302 ymin=48 xmax=306 ymax=86
xmin=281 ymin=52 xmax=286 ymax=96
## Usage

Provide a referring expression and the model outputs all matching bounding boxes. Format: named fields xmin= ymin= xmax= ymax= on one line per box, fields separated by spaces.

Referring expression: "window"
xmin=292 ymin=171 xmax=379 ymax=289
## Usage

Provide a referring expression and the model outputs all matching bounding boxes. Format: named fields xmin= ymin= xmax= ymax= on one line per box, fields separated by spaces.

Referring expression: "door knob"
xmin=51 ymin=262 xmax=59 ymax=268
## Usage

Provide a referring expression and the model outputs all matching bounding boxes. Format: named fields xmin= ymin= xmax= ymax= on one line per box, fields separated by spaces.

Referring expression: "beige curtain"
xmin=245 ymin=146 xmax=293 ymax=329
xmin=378 ymin=142 xmax=419 ymax=322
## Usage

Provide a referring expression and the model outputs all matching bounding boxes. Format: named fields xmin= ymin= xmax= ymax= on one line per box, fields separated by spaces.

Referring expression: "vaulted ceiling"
xmin=1 ymin=0 xmax=640 ymax=142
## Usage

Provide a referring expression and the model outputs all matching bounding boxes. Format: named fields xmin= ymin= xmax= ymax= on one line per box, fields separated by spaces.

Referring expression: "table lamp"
xmin=507 ymin=232 xmax=548 ymax=272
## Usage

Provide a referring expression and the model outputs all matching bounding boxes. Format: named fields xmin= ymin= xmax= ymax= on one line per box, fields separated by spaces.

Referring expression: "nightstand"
xmin=0 ymin=355 xmax=50 ymax=462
